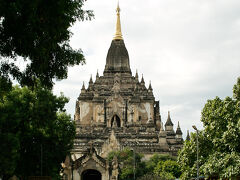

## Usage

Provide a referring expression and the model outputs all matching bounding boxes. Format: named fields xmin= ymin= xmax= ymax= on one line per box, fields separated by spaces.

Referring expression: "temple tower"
xmin=63 ymin=4 xmax=185 ymax=180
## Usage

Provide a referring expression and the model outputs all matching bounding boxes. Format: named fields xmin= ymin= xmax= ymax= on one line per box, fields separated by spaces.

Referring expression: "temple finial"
xmin=135 ymin=70 xmax=139 ymax=80
xmin=96 ymin=69 xmax=99 ymax=77
xmin=149 ymin=81 xmax=152 ymax=90
xmin=113 ymin=1 xmax=123 ymax=40
xmin=160 ymin=122 xmax=164 ymax=131
xmin=81 ymin=81 xmax=85 ymax=90
xmin=165 ymin=111 xmax=173 ymax=126
xmin=89 ymin=74 xmax=93 ymax=83
xmin=117 ymin=1 xmax=120 ymax=11
xmin=141 ymin=74 xmax=145 ymax=84
xmin=176 ymin=121 xmax=183 ymax=137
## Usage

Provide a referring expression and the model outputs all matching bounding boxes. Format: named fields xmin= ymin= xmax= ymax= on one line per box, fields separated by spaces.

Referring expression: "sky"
xmin=53 ymin=0 xmax=240 ymax=138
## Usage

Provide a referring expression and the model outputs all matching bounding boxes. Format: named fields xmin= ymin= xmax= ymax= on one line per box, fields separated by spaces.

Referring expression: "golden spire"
xmin=113 ymin=2 xmax=123 ymax=40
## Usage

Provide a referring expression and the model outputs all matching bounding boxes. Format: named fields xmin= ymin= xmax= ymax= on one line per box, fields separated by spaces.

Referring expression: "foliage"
xmin=136 ymin=173 xmax=161 ymax=180
xmin=107 ymin=148 xmax=146 ymax=180
xmin=0 ymin=0 xmax=94 ymax=88
xmin=202 ymin=151 xmax=240 ymax=178
xmin=108 ymin=150 xmax=181 ymax=180
xmin=145 ymin=154 xmax=180 ymax=179
xmin=178 ymin=78 xmax=240 ymax=179
xmin=0 ymin=83 xmax=75 ymax=179
xmin=0 ymin=76 xmax=12 ymax=99
xmin=145 ymin=154 xmax=176 ymax=174
xmin=177 ymin=131 xmax=213 ymax=179
xmin=154 ymin=160 xmax=181 ymax=178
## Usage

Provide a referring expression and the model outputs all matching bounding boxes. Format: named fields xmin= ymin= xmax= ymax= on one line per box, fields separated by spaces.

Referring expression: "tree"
xmin=145 ymin=154 xmax=176 ymax=174
xmin=177 ymin=131 xmax=213 ymax=179
xmin=0 ymin=0 xmax=93 ymax=88
xmin=136 ymin=173 xmax=161 ymax=180
xmin=107 ymin=148 xmax=146 ymax=180
xmin=107 ymin=150 xmax=181 ymax=180
xmin=178 ymin=78 xmax=240 ymax=179
xmin=158 ymin=160 xmax=181 ymax=178
xmin=145 ymin=154 xmax=181 ymax=180
xmin=0 ymin=83 xmax=20 ymax=178
xmin=146 ymin=154 xmax=181 ymax=179
xmin=0 ymin=84 xmax=75 ymax=179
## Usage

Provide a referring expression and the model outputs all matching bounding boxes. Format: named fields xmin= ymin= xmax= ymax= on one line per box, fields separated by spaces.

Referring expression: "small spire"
xmin=89 ymin=74 xmax=93 ymax=84
xmin=148 ymin=81 xmax=152 ymax=90
xmin=81 ymin=81 xmax=85 ymax=90
xmin=96 ymin=70 xmax=99 ymax=78
xmin=160 ymin=122 xmax=164 ymax=132
xmin=113 ymin=1 xmax=123 ymax=40
xmin=176 ymin=121 xmax=183 ymax=135
xmin=165 ymin=111 xmax=173 ymax=126
xmin=159 ymin=122 xmax=167 ymax=137
xmin=141 ymin=74 xmax=145 ymax=84
xmin=135 ymin=70 xmax=139 ymax=80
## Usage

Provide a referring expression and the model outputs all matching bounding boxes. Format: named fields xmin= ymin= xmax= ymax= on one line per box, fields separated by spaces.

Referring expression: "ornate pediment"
xmin=74 ymin=146 xmax=107 ymax=169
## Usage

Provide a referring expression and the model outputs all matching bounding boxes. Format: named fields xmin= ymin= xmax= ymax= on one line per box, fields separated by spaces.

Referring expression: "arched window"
xmin=81 ymin=169 xmax=101 ymax=180
xmin=111 ymin=115 xmax=121 ymax=127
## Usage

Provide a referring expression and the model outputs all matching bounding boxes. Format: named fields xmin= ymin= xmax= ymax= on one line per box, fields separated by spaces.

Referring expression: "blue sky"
xmin=53 ymin=0 xmax=240 ymax=138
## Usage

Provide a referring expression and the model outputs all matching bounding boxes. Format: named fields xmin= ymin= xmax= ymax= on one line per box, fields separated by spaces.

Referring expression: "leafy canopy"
xmin=0 ymin=0 xmax=93 ymax=88
xmin=154 ymin=160 xmax=181 ymax=179
xmin=145 ymin=153 xmax=176 ymax=172
xmin=108 ymin=149 xmax=181 ymax=180
xmin=145 ymin=154 xmax=181 ymax=180
xmin=0 ymin=83 xmax=75 ymax=179
xmin=178 ymin=78 xmax=240 ymax=179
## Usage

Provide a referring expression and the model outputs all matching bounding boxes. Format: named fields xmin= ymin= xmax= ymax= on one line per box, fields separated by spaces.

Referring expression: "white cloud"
xmin=53 ymin=0 xmax=240 ymax=138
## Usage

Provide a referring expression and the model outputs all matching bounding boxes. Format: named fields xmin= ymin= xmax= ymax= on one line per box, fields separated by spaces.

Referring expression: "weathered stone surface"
xmin=72 ymin=39 xmax=183 ymax=159
xmin=65 ymin=26 xmax=184 ymax=180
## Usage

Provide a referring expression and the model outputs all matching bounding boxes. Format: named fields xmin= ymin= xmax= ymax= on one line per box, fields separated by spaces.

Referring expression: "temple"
xmin=62 ymin=4 xmax=184 ymax=180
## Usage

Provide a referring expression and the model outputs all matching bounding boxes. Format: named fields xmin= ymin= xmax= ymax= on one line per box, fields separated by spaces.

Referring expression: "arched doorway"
xmin=111 ymin=115 xmax=120 ymax=127
xmin=81 ymin=169 xmax=101 ymax=180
